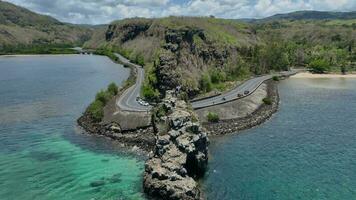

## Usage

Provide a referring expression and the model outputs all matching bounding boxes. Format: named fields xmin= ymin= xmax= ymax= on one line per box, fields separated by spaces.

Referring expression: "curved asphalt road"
xmin=113 ymin=52 xmax=297 ymax=111
xmin=191 ymin=70 xmax=298 ymax=109
xmin=114 ymin=53 xmax=151 ymax=112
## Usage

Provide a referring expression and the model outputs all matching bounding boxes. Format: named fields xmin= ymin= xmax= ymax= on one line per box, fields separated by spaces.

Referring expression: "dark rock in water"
xmin=90 ymin=180 xmax=106 ymax=187
xmin=108 ymin=173 xmax=122 ymax=183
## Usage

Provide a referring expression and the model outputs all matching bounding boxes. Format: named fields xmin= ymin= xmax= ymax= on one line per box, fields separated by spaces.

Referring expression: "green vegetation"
xmin=207 ymin=112 xmax=220 ymax=123
xmin=87 ymin=83 xmax=118 ymax=122
xmin=108 ymin=82 xmax=118 ymax=96
xmin=0 ymin=44 xmax=77 ymax=55
xmin=134 ymin=54 xmax=145 ymax=66
xmin=87 ymin=100 xmax=104 ymax=122
xmin=263 ymin=97 xmax=272 ymax=105
xmin=199 ymin=74 xmax=213 ymax=93
xmin=308 ymin=59 xmax=330 ymax=73
xmin=94 ymin=49 xmax=120 ymax=62
xmin=272 ymin=76 xmax=280 ymax=81
xmin=142 ymin=62 xmax=160 ymax=101
xmin=0 ymin=1 xmax=92 ymax=54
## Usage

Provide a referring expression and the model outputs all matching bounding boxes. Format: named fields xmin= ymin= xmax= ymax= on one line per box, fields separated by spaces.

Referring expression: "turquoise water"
xmin=0 ymin=55 xmax=145 ymax=200
xmin=204 ymin=78 xmax=356 ymax=200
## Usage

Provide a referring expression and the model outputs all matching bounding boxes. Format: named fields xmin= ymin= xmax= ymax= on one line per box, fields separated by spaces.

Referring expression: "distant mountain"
xmin=0 ymin=0 xmax=92 ymax=50
xmin=250 ymin=11 xmax=356 ymax=22
xmin=0 ymin=0 xmax=61 ymax=26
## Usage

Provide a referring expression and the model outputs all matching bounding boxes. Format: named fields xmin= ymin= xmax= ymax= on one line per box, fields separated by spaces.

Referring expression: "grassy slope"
xmin=0 ymin=1 xmax=92 ymax=53
xmin=85 ymin=14 xmax=356 ymax=98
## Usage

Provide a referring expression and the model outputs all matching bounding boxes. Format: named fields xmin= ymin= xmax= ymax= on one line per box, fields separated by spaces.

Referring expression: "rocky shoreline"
xmin=77 ymin=79 xmax=281 ymax=200
xmin=77 ymin=113 xmax=155 ymax=153
xmin=202 ymin=80 xmax=279 ymax=135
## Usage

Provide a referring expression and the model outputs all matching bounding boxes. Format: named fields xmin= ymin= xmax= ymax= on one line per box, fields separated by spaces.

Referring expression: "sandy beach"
xmin=292 ymin=72 xmax=356 ymax=78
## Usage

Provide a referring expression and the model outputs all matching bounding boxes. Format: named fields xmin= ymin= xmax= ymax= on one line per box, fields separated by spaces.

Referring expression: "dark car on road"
xmin=244 ymin=90 xmax=250 ymax=95
xmin=237 ymin=93 xmax=243 ymax=98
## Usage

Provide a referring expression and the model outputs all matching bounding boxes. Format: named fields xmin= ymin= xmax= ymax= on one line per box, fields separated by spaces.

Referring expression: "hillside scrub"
xmin=0 ymin=1 xmax=92 ymax=50
xmin=207 ymin=112 xmax=220 ymax=123
xmin=87 ymin=83 xmax=118 ymax=122
xmin=86 ymin=16 xmax=356 ymax=98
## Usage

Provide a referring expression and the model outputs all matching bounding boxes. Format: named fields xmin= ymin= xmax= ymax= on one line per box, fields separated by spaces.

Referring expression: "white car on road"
xmin=136 ymin=97 xmax=150 ymax=106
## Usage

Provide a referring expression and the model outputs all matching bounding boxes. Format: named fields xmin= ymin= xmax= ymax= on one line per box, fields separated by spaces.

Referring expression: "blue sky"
xmin=5 ymin=0 xmax=356 ymax=24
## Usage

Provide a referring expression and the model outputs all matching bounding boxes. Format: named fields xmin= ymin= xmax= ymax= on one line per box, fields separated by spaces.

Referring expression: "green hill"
xmin=262 ymin=11 xmax=356 ymax=21
xmin=0 ymin=0 xmax=92 ymax=53
xmin=85 ymin=15 xmax=356 ymax=99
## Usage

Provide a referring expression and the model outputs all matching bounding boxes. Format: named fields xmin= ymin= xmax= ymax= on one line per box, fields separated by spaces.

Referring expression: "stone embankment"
xmin=200 ymin=80 xmax=279 ymax=135
xmin=144 ymin=91 xmax=209 ymax=200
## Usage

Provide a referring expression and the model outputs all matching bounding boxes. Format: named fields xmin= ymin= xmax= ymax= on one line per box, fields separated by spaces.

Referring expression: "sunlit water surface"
xmin=0 ymin=55 xmax=145 ymax=200
xmin=204 ymin=77 xmax=356 ymax=200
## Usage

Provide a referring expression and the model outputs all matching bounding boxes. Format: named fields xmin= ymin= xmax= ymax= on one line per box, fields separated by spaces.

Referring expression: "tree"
xmin=199 ymin=74 xmax=212 ymax=93
xmin=95 ymin=90 xmax=110 ymax=104
xmin=308 ymin=59 xmax=330 ymax=74
xmin=107 ymin=82 xmax=118 ymax=96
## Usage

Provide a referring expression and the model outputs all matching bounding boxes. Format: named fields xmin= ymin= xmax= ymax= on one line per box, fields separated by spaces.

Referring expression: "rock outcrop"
xmin=144 ymin=91 xmax=209 ymax=200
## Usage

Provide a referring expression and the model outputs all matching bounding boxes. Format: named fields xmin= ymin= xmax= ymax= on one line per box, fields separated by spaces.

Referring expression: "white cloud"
xmin=4 ymin=0 xmax=356 ymax=24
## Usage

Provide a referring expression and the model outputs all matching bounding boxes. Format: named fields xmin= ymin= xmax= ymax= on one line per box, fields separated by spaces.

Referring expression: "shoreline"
xmin=202 ymin=80 xmax=279 ymax=136
xmin=0 ymin=54 xmax=80 ymax=57
xmin=292 ymin=72 xmax=356 ymax=78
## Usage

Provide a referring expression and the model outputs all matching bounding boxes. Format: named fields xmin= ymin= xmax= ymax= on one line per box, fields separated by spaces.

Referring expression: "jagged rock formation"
xmin=85 ymin=17 xmax=259 ymax=97
xmin=144 ymin=91 xmax=209 ymax=200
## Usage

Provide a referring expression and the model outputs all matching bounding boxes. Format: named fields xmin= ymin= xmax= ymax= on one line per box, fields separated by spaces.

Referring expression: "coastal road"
xmin=112 ymin=52 xmax=297 ymax=111
xmin=191 ymin=70 xmax=298 ymax=109
xmin=114 ymin=53 xmax=151 ymax=112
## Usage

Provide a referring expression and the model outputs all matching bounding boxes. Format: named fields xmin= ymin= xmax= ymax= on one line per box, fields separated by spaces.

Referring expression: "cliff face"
xmin=156 ymin=27 xmax=236 ymax=96
xmin=86 ymin=17 xmax=259 ymax=97
xmin=144 ymin=91 xmax=209 ymax=199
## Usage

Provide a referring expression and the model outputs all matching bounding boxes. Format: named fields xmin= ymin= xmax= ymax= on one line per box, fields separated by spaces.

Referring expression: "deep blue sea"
xmin=204 ymin=77 xmax=356 ymax=200
xmin=0 ymin=55 xmax=145 ymax=200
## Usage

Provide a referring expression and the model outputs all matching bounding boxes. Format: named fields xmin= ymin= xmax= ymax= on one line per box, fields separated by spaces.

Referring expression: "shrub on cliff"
xmin=207 ymin=112 xmax=219 ymax=123
xmin=108 ymin=82 xmax=118 ymax=96
xmin=87 ymin=100 xmax=104 ymax=122
xmin=199 ymin=74 xmax=212 ymax=93
xmin=263 ymin=97 xmax=272 ymax=105
xmin=95 ymin=90 xmax=111 ymax=104
xmin=142 ymin=84 xmax=160 ymax=101
xmin=134 ymin=54 xmax=145 ymax=66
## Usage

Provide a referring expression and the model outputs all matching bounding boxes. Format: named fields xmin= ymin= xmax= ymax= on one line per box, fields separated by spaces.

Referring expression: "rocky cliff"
xmin=144 ymin=91 xmax=209 ymax=199
xmin=85 ymin=17 xmax=259 ymax=97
